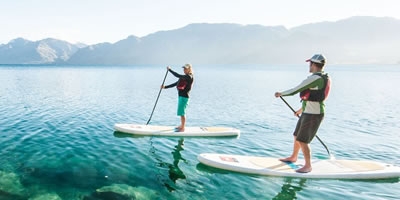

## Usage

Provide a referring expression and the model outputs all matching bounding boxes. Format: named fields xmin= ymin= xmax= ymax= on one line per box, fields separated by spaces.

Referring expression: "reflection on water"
xmin=168 ymin=138 xmax=187 ymax=183
xmin=151 ymin=138 xmax=187 ymax=192
xmin=273 ymin=178 xmax=306 ymax=200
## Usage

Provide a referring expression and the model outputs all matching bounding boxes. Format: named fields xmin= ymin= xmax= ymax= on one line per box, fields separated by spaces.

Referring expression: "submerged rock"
xmin=84 ymin=191 xmax=134 ymax=200
xmin=28 ymin=193 xmax=62 ymax=200
xmin=95 ymin=184 xmax=159 ymax=200
xmin=0 ymin=171 xmax=25 ymax=196
xmin=0 ymin=189 xmax=25 ymax=200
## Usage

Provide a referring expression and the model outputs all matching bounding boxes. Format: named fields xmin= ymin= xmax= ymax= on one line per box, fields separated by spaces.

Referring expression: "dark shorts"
xmin=293 ymin=113 xmax=324 ymax=143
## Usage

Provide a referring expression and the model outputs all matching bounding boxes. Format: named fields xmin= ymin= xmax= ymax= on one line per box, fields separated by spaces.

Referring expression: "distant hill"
xmin=290 ymin=16 xmax=400 ymax=64
xmin=66 ymin=24 xmax=291 ymax=65
xmin=1 ymin=16 xmax=400 ymax=65
xmin=0 ymin=38 xmax=83 ymax=64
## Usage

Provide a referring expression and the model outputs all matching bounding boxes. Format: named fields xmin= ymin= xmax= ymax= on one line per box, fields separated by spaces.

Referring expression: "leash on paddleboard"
xmin=146 ymin=69 xmax=169 ymax=125
xmin=279 ymin=96 xmax=333 ymax=159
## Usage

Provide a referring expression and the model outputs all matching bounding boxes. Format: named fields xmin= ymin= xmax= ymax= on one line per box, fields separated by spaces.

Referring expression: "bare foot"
xmin=279 ymin=157 xmax=297 ymax=163
xmin=175 ymin=127 xmax=185 ymax=132
xmin=295 ymin=166 xmax=312 ymax=173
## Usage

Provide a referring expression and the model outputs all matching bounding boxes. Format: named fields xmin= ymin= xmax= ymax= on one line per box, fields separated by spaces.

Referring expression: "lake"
xmin=0 ymin=64 xmax=399 ymax=199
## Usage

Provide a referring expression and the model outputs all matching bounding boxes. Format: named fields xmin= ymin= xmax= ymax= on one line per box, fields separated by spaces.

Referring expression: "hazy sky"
xmin=1 ymin=0 xmax=399 ymax=45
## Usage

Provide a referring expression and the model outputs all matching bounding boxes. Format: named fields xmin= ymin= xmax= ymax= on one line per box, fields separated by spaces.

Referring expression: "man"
xmin=274 ymin=54 xmax=330 ymax=173
xmin=162 ymin=64 xmax=194 ymax=132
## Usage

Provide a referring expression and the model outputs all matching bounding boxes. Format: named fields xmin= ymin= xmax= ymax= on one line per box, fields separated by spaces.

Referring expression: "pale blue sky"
xmin=1 ymin=0 xmax=399 ymax=45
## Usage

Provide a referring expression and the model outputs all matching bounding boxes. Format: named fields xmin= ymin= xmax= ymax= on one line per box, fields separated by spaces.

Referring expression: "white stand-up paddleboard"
xmin=114 ymin=124 xmax=240 ymax=137
xmin=198 ymin=153 xmax=400 ymax=179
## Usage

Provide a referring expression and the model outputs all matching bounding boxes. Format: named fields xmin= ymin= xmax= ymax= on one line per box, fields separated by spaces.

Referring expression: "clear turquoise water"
xmin=0 ymin=65 xmax=399 ymax=199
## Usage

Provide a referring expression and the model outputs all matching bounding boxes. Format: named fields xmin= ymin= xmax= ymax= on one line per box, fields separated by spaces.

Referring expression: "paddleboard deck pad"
xmin=114 ymin=124 xmax=240 ymax=137
xmin=198 ymin=153 xmax=400 ymax=179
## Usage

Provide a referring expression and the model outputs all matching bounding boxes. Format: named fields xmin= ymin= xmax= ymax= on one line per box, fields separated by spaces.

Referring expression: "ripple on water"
xmin=0 ymin=66 xmax=399 ymax=199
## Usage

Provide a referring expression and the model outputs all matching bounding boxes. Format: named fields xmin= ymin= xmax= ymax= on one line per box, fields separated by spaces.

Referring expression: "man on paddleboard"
xmin=274 ymin=54 xmax=331 ymax=173
xmin=162 ymin=64 xmax=194 ymax=132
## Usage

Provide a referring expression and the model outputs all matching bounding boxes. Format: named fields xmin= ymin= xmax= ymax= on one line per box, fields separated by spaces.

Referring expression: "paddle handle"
xmin=146 ymin=69 xmax=169 ymax=125
xmin=280 ymin=96 xmax=297 ymax=115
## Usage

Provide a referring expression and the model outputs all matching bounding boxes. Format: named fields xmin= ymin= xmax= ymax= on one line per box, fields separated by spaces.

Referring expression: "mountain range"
xmin=1 ymin=16 xmax=399 ymax=65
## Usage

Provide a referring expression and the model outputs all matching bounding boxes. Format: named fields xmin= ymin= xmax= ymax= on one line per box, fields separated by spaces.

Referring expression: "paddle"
xmin=146 ymin=69 xmax=169 ymax=125
xmin=279 ymin=96 xmax=334 ymax=159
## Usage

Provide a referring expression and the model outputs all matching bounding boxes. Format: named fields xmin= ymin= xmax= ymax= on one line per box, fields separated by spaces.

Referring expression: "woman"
xmin=162 ymin=64 xmax=194 ymax=132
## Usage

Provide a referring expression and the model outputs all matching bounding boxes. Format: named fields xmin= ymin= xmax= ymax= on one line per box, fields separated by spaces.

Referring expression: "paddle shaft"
xmin=279 ymin=96 xmax=332 ymax=157
xmin=146 ymin=69 xmax=169 ymax=125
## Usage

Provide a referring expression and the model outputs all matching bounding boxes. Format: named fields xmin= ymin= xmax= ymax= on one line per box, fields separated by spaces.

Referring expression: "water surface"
xmin=0 ymin=65 xmax=399 ymax=199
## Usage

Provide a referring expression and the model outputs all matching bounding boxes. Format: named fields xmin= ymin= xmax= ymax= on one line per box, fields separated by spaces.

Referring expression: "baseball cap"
xmin=182 ymin=63 xmax=192 ymax=69
xmin=306 ymin=54 xmax=326 ymax=64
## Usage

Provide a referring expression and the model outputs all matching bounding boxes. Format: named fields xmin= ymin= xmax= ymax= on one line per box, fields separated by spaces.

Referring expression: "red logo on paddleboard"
xmin=220 ymin=156 xmax=238 ymax=162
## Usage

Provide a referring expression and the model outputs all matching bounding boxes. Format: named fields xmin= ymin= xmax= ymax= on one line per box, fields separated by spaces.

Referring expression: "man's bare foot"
xmin=175 ymin=127 xmax=185 ymax=132
xmin=279 ymin=157 xmax=297 ymax=163
xmin=295 ymin=166 xmax=312 ymax=173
